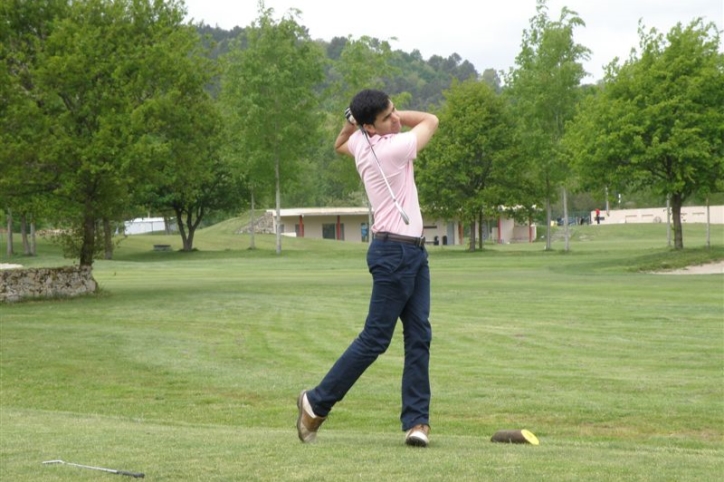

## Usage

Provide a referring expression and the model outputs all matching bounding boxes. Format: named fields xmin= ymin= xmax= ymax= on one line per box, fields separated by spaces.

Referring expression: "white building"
xmin=592 ymin=205 xmax=724 ymax=225
xmin=123 ymin=217 xmax=167 ymax=235
xmin=266 ymin=208 xmax=536 ymax=245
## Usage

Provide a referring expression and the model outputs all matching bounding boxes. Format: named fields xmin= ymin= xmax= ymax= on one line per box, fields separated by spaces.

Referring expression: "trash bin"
xmin=442 ymin=235 xmax=448 ymax=246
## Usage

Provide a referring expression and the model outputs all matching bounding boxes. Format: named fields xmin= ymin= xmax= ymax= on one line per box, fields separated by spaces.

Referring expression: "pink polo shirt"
xmin=347 ymin=130 xmax=423 ymax=237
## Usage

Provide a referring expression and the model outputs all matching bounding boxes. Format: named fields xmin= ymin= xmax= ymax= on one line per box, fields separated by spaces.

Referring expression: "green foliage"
xmin=0 ymin=0 xmax=238 ymax=261
xmin=564 ymin=18 xmax=724 ymax=249
xmin=129 ymin=22 xmax=243 ymax=252
xmin=319 ymin=36 xmax=401 ymax=207
xmin=503 ymin=0 xmax=591 ymax=249
xmin=220 ymin=3 xmax=325 ymax=254
xmin=417 ymin=79 xmax=519 ymax=250
xmin=1 ymin=0 xmax=212 ymax=263
xmin=0 ymin=0 xmax=68 ymax=209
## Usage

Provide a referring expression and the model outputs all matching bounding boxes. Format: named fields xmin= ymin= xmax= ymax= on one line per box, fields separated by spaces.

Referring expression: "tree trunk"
xmin=249 ymin=190 xmax=256 ymax=250
xmin=30 ymin=219 xmax=37 ymax=256
xmin=666 ymin=195 xmax=672 ymax=248
xmin=6 ymin=208 xmax=13 ymax=256
xmin=79 ymin=211 xmax=96 ymax=267
xmin=275 ymin=155 xmax=282 ymax=255
xmin=478 ymin=211 xmax=484 ymax=250
xmin=545 ymin=199 xmax=552 ymax=251
xmin=103 ymin=218 xmax=113 ymax=259
xmin=175 ymin=208 xmax=190 ymax=251
xmin=21 ymin=213 xmax=30 ymax=255
xmin=706 ymin=197 xmax=711 ymax=249
xmin=670 ymin=192 xmax=684 ymax=250
xmin=468 ymin=218 xmax=476 ymax=251
xmin=563 ymin=187 xmax=570 ymax=252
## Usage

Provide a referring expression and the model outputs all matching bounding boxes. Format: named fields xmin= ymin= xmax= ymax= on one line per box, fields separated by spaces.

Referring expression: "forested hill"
xmin=197 ymin=23 xmax=495 ymax=111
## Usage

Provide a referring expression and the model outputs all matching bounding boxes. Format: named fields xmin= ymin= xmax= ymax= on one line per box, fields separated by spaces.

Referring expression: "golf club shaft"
xmin=363 ymin=131 xmax=410 ymax=225
xmin=44 ymin=460 xmax=145 ymax=478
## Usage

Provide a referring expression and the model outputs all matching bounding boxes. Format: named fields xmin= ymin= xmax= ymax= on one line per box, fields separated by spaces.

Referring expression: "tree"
xmin=130 ymin=11 xmax=241 ymax=252
xmin=503 ymin=0 xmax=590 ymax=250
xmin=135 ymin=88 xmax=245 ymax=252
xmin=0 ymin=0 xmax=69 ymax=255
xmin=322 ymin=35 xmax=399 ymax=210
xmin=564 ymin=19 xmax=724 ymax=249
xmin=1 ymin=0 xmax=221 ymax=265
xmin=417 ymin=79 xmax=519 ymax=251
xmin=221 ymin=2 xmax=325 ymax=255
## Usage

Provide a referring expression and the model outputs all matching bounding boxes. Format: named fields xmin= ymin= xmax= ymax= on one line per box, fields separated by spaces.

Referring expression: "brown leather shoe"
xmin=296 ymin=390 xmax=326 ymax=443
xmin=405 ymin=424 xmax=430 ymax=447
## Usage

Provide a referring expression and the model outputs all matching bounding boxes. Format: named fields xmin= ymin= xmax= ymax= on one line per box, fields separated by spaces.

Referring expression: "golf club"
xmin=361 ymin=128 xmax=410 ymax=225
xmin=43 ymin=459 xmax=145 ymax=478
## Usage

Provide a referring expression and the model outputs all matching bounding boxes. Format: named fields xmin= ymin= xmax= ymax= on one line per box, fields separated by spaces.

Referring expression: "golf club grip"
xmin=117 ymin=470 xmax=145 ymax=478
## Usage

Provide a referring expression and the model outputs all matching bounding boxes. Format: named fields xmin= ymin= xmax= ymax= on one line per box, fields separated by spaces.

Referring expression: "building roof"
xmin=266 ymin=207 xmax=371 ymax=217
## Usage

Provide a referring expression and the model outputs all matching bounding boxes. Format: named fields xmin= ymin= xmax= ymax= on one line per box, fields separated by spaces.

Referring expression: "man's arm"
xmin=334 ymin=121 xmax=357 ymax=157
xmin=398 ymin=111 xmax=439 ymax=152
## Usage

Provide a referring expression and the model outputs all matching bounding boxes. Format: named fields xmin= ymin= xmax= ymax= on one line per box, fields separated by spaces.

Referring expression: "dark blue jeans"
xmin=306 ymin=238 xmax=432 ymax=431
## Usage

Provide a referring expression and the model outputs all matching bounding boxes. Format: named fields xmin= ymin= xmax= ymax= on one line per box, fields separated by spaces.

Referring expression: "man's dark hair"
xmin=349 ymin=89 xmax=390 ymax=127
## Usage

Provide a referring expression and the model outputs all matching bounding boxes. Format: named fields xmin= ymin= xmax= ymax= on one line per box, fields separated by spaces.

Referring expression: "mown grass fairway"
xmin=1 ymin=221 xmax=723 ymax=481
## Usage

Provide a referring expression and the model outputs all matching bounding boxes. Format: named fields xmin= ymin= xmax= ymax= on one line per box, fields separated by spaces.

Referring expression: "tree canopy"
xmin=503 ymin=0 xmax=590 ymax=250
xmin=417 ymin=79 xmax=519 ymax=250
xmin=564 ymin=18 xmax=724 ymax=249
xmin=220 ymin=3 xmax=325 ymax=255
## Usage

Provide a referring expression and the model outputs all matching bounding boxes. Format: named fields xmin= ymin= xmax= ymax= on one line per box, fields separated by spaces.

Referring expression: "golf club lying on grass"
xmin=43 ymin=459 xmax=145 ymax=478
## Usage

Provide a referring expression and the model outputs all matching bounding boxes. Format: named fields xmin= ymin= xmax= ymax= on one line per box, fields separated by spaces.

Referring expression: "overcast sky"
xmin=182 ymin=0 xmax=723 ymax=82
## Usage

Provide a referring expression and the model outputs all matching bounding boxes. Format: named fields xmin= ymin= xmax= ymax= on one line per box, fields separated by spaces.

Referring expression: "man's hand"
xmin=344 ymin=107 xmax=356 ymax=126
xmin=335 ymin=113 xmax=358 ymax=156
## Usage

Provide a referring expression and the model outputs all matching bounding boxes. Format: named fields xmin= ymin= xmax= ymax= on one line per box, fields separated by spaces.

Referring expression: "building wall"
xmin=124 ymin=217 xmax=167 ymax=235
xmin=272 ymin=209 xmax=539 ymax=245
xmin=592 ymin=205 xmax=724 ymax=225
xmin=288 ymin=214 xmax=371 ymax=242
xmin=272 ymin=210 xmax=462 ymax=245
xmin=491 ymin=218 xmax=537 ymax=244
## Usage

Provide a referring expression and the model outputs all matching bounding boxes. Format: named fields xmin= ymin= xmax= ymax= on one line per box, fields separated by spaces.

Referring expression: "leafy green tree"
xmin=503 ymin=0 xmax=590 ymax=250
xmin=417 ymin=79 xmax=519 ymax=251
xmin=199 ymin=23 xmax=486 ymax=209
xmin=128 ymin=10 xmax=241 ymax=252
xmin=134 ymin=79 xmax=244 ymax=252
xmin=564 ymin=19 xmax=723 ymax=249
xmin=221 ymin=2 xmax=325 ymax=254
xmin=321 ymin=35 xmax=399 ymax=207
xmin=0 ymin=0 xmax=69 ymax=250
xmin=2 ymin=0 xmax=221 ymax=265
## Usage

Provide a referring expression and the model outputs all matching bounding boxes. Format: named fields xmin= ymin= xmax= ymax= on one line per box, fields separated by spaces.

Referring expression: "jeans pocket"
xmin=367 ymin=242 xmax=404 ymax=274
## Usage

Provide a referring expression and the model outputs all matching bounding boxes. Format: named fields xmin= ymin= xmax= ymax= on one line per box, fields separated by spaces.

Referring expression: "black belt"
xmin=374 ymin=232 xmax=426 ymax=247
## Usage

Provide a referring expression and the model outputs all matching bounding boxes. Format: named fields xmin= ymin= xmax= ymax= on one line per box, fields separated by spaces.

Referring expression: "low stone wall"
xmin=0 ymin=266 xmax=97 ymax=303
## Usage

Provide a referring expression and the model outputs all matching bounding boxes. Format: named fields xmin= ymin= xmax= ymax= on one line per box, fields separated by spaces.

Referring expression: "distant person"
xmin=296 ymin=89 xmax=439 ymax=447
xmin=595 ymin=208 xmax=601 ymax=224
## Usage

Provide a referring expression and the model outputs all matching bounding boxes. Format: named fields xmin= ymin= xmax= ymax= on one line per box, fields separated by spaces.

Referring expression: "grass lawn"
xmin=1 ymin=221 xmax=723 ymax=481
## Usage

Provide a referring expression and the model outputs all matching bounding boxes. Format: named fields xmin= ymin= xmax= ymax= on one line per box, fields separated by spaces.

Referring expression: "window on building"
xmin=322 ymin=223 xmax=336 ymax=240
xmin=322 ymin=223 xmax=345 ymax=240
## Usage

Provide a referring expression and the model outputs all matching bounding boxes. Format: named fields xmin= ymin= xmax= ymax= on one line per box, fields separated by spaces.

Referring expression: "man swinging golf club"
xmin=296 ymin=89 xmax=439 ymax=447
